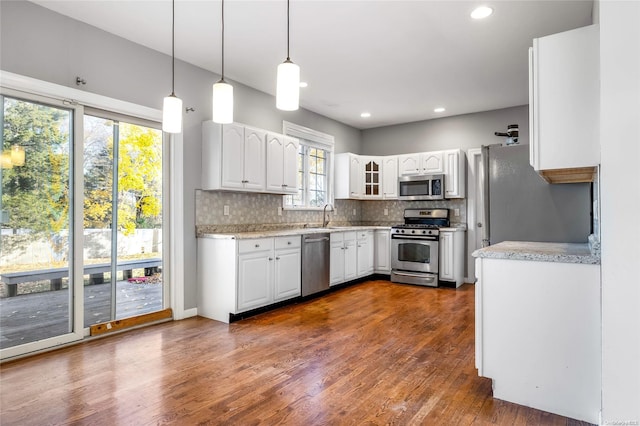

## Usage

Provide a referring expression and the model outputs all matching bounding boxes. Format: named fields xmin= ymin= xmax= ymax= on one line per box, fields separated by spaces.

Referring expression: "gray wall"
xmin=361 ymin=105 xmax=529 ymax=154
xmin=0 ymin=1 xmax=361 ymax=310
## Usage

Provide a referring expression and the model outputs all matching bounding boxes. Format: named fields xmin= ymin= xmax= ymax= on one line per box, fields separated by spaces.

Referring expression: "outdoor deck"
xmin=0 ymin=281 xmax=162 ymax=349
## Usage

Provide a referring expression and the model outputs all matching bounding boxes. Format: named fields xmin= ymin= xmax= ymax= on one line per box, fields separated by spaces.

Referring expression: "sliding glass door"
xmin=0 ymin=93 xmax=83 ymax=354
xmin=83 ymin=113 xmax=164 ymax=328
xmin=0 ymin=87 xmax=166 ymax=359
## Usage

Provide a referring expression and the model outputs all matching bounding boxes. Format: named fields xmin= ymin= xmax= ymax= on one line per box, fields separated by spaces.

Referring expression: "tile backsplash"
xmin=196 ymin=190 xmax=467 ymax=230
xmin=359 ymin=199 xmax=466 ymax=225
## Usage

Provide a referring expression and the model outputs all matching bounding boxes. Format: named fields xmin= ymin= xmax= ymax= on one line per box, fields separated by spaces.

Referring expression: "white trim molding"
xmin=282 ymin=120 xmax=335 ymax=148
xmin=169 ymin=132 xmax=186 ymax=320
xmin=0 ymin=71 xmax=161 ymax=122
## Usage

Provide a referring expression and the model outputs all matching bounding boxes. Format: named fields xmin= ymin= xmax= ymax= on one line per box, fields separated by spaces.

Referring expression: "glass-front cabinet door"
xmin=363 ymin=156 xmax=382 ymax=198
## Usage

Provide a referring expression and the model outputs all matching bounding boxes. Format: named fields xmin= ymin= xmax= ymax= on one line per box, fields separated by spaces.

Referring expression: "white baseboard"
xmin=465 ymin=276 xmax=477 ymax=284
xmin=181 ymin=308 xmax=198 ymax=319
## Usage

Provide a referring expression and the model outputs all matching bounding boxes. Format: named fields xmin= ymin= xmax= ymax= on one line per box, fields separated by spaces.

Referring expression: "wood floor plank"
xmin=0 ymin=280 xmax=592 ymax=425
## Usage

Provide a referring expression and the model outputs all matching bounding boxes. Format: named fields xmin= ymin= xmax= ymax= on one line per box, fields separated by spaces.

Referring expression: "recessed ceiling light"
xmin=470 ymin=6 xmax=493 ymax=19
xmin=360 ymin=112 xmax=371 ymax=118
xmin=434 ymin=107 xmax=446 ymax=113
xmin=299 ymin=82 xmax=308 ymax=88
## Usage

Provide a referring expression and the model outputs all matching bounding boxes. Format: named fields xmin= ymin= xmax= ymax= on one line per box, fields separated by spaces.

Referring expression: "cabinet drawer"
xmin=275 ymin=235 xmax=301 ymax=250
xmin=238 ymin=238 xmax=273 ymax=254
xmin=343 ymin=231 xmax=357 ymax=242
xmin=330 ymin=232 xmax=344 ymax=244
xmin=357 ymin=230 xmax=372 ymax=240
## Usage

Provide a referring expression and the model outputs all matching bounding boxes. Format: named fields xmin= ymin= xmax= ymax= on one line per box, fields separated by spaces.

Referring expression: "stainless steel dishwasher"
xmin=301 ymin=233 xmax=330 ymax=296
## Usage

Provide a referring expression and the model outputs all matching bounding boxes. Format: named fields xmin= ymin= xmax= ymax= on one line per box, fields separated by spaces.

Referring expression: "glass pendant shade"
xmin=10 ymin=145 xmax=25 ymax=166
xmin=212 ymin=80 xmax=234 ymax=124
xmin=162 ymin=94 xmax=183 ymax=134
xmin=276 ymin=60 xmax=300 ymax=111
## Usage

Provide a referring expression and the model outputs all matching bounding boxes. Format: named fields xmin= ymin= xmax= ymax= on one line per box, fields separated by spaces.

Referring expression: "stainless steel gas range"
xmin=390 ymin=208 xmax=450 ymax=287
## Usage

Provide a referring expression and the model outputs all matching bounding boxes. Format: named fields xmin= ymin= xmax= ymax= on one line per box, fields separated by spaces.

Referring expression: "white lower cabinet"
xmin=273 ymin=237 xmax=302 ymax=301
xmin=330 ymin=233 xmax=345 ymax=285
xmin=330 ymin=231 xmax=358 ymax=285
xmin=331 ymin=230 xmax=376 ymax=284
xmin=198 ymin=235 xmax=301 ymax=323
xmin=356 ymin=230 xmax=374 ymax=277
xmin=237 ymin=240 xmax=273 ymax=312
xmin=439 ymin=229 xmax=465 ymax=287
xmin=475 ymin=256 xmax=600 ymax=423
xmin=198 ymin=228 xmax=387 ymax=322
xmin=374 ymin=229 xmax=391 ymax=273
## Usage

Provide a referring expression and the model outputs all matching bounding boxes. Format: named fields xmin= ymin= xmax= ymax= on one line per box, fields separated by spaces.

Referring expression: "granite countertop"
xmin=198 ymin=225 xmax=392 ymax=240
xmin=440 ymin=224 xmax=467 ymax=232
xmin=472 ymin=241 xmax=600 ymax=265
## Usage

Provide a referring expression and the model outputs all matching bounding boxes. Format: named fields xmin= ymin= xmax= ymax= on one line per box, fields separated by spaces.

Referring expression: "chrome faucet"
xmin=322 ymin=204 xmax=334 ymax=227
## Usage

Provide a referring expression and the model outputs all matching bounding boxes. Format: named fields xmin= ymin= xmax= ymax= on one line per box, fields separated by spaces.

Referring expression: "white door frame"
xmin=466 ymin=148 xmax=483 ymax=283
xmin=0 ymin=71 xmax=186 ymax=354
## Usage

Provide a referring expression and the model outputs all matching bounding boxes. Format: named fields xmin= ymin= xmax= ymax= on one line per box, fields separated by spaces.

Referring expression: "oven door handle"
xmin=391 ymin=235 xmax=438 ymax=241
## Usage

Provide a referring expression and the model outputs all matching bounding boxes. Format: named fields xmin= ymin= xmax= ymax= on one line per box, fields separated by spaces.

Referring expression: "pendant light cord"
xmin=171 ymin=0 xmax=176 ymax=96
xmin=286 ymin=0 xmax=290 ymax=60
xmin=221 ymin=0 xmax=225 ymax=80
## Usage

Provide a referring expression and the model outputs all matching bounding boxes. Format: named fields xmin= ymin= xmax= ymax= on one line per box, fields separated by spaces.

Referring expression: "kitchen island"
xmin=473 ymin=241 xmax=600 ymax=424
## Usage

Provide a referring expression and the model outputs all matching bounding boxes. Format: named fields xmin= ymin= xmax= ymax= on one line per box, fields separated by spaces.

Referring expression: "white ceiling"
xmin=32 ymin=0 xmax=593 ymax=129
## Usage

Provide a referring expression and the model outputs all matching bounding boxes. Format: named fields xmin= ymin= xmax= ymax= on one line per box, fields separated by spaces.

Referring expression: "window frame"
xmin=282 ymin=121 xmax=335 ymax=211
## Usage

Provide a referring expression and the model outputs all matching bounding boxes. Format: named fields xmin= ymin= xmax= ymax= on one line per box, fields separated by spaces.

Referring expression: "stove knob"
xmin=411 ymin=230 xmax=415 ymax=234
xmin=422 ymin=230 xmax=427 ymax=234
xmin=401 ymin=230 xmax=405 ymax=233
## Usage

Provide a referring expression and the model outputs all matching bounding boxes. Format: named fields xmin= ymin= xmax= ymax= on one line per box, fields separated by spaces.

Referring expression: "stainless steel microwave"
xmin=398 ymin=174 xmax=444 ymax=200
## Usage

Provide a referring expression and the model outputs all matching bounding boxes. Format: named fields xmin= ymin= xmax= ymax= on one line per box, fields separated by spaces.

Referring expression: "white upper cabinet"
xmin=349 ymin=155 xmax=363 ymax=198
xmin=381 ymin=156 xmax=398 ymax=199
xmin=529 ymin=24 xmax=599 ymax=183
xmin=337 ymin=151 xmax=465 ymax=199
xmin=282 ymin=137 xmax=299 ymax=192
xmin=202 ymin=121 xmax=298 ymax=194
xmin=202 ymin=122 xmax=265 ymax=191
xmin=398 ymin=154 xmax=421 ymax=175
xmin=422 ymin=151 xmax=444 ymax=173
xmin=444 ymin=149 xmax=466 ymax=199
xmin=398 ymin=151 xmax=444 ymax=175
xmin=218 ymin=123 xmax=245 ymax=189
xmin=243 ymin=126 xmax=267 ymax=191
xmin=335 ymin=153 xmax=363 ymax=199
xmin=266 ymin=133 xmax=299 ymax=194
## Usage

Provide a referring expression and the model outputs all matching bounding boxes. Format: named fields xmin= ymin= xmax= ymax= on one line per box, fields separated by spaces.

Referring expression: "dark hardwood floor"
xmin=0 ymin=280 xmax=591 ymax=425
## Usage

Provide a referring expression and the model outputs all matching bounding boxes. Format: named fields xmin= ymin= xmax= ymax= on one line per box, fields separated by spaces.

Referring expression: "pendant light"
xmin=276 ymin=0 xmax=300 ymax=111
xmin=212 ymin=0 xmax=233 ymax=124
xmin=162 ymin=0 xmax=183 ymax=134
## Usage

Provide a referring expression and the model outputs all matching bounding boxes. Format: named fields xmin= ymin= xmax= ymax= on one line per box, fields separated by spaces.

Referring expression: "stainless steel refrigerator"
xmin=481 ymin=144 xmax=591 ymax=246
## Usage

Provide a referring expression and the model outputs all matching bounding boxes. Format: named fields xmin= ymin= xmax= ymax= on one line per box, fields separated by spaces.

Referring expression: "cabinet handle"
xmin=255 ymin=244 xmax=260 ymax=248
xmin=282 ymin=184 xmax=288 ymax=187
xmin=269 ymin=257 xmax=273 ymax=261
xmin=242 ymin=180 xmax=249 ymax=183
xmin=287 ymin=241 xmax=292 ymax=245
xmin=276 ymin=257 xmax=280 ymax=260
